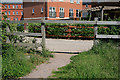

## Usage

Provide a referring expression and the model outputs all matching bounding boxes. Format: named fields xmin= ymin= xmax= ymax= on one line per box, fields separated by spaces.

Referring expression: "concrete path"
xmin=21 ymin=39 xmax=93 ymax=79
xmin=37 ymin=38 xmax=93 ymax=53
xmin=22 ymin=53 xmax=77 ymax=78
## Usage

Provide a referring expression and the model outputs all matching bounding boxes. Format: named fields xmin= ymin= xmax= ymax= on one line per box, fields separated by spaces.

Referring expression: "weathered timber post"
xmin=41 ymin=22 xmax=46 ymax=53
xmin=6 ymin=24 xmax=11 ymax=43
xmin=94 ymin=18 xmax=98 ymax=45
xmin=101 ymin=6 xmax=104 ymax=21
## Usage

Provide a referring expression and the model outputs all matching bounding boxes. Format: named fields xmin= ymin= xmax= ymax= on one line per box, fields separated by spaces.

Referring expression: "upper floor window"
xmin=21 ymin=5 xmax=23 ymax=9
xmin=16 ymin=5 xmax=18 ymax=9
xmin=70 ymin=0 xmax=74 ymax=3
xmin=16 ymin=11 xmax=18 ymax=15
xmin=8 ymin=5 xmax=10 ymax=8
xmin=21 ymin=11 xmax=23 ymax=15
xmin=13 ymin=11 xmax=15 ymax=15
xmin=13 ymin=5 xmax=15 ymax=9
xmin=41 ymin=8 xmax=43 ymax=13
xmin=5 ymin=11 xmax=7 ymax=15
xmin=5 ymin=5 xmax=7 ymax=9
xmin=59 ymin=0 xmax=64 ymax=2
xmin=9 ymin=11 xmax=10 ymax=15
xmin=76 ymin=0 xmax=80 ymax=4
xmin=86 ymin=4 xmax=88 ymax=8
xmin=32 ymin=8 xmax=34 ymax=13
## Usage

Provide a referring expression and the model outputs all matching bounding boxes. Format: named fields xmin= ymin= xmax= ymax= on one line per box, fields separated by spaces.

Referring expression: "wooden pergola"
xmin=81 ymin=6 xmax=120 ymax=20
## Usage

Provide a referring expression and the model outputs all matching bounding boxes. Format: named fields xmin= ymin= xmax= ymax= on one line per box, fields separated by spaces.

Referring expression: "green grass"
xmin=2 ymin=44 xmax=52 ymax=79
xmin=0 ymin=55 xmax=2 ymax=79
xmin=51 ymin=40 xmax=119 ymax=78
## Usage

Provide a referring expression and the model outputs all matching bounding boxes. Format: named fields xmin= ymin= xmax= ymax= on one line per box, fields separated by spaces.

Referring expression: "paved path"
xmin=37 ymin=39 xmax=93 ymax=53
xmin=21 ymin=39 xmax=93 ymax=79
xmin=22 ymin=53 xmax=77 ymax=78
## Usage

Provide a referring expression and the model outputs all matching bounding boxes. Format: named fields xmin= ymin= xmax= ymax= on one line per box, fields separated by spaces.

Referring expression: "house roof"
xmin=1 ymin=0 xmax=23 ymax=4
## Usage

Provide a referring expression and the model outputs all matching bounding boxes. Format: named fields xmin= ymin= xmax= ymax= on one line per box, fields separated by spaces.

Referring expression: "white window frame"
xmin=5 ymin=5 xmax=7 ymax=9
xmin=16 ymin=11 xmax=18 ymax=15
xmin=59 ymin=0 xmax=64 ymax=2
xmin=32 ymin=8 xmax=35 ymax=13
xmin=9 ymin=11 xmax=10 ymax=15
xmin=21 ymin=11 xmax=23 ymax=15
xmin=13 ymin=11 xmax=15 ymax=15
xmin=5 ymin=11 xmax=7 ymax=15
xmin=59 ymin=8 xmax=64 ymax=12
xmin=41 ymin=8 xmax=43 ymax=13
xmin=76 ymin=0 xmax=80 ymax=4
xmin=8 ymin=5 xmax=10 ymax=8
xmin=13 ymin=5 xmax=15 ymax=9
xmin=21 ymin=5 xmax=23 ymax=9
xmin=16 ymin=5 xmax=18 ymax=9
xmin=70 ymin=0 xmax=74 ymax=3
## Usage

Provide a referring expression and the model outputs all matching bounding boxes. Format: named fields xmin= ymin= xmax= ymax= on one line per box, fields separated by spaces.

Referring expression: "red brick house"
xmin=1 ymin=1 xmax=23 ymax=21
xmin=23 ymin=0 xmax=91 ymax=20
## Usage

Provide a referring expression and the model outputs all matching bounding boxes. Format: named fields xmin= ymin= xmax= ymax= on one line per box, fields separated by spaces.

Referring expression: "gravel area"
xmin=37 ymin=38 xmax=93 ymax=53
xmin=22 ymin=53 xmax=77 ymax=79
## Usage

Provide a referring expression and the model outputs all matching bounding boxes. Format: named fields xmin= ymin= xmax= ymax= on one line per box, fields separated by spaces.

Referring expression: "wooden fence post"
xmin=6 ymin=24 xmax=11 ymax=43
xmin=41 ymin=22 xmax=46 ymax=52
xmin=94 ymin=18 xmax=98 ymax=45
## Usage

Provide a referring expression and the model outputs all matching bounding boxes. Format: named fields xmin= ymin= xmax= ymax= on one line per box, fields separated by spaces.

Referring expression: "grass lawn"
xmin=0 ymin=55 xmax=2 ymax=79
xmin=51 ymin=40 xmax=119 ymax=78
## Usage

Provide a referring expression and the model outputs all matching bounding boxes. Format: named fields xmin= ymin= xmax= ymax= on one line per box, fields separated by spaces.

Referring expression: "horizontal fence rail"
xmin=7 ymin=20 xmax=120 ymax=39
xmin=9 ymin=32 xmax=42 ymax=37
xmin=8 ymin=20 xmax=120 ymax=25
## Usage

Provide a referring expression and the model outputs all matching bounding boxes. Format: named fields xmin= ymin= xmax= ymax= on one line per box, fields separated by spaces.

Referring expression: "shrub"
xmin=2 ymin=44 xmax=33 ymax=79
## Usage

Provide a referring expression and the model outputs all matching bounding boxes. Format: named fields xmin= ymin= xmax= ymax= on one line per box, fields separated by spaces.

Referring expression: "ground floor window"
xmin=69 ymin=8 xmax=73 ymax=18
xmin=76 ymin=9 xmax=81 ymax=17
xmin=49 ymin=7 xmax=56 ymax=18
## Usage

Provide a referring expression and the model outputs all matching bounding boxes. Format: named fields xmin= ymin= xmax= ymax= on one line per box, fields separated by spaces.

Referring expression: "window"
xmin=49 ymin=7 xmax=56 ymax=18
xmin=13 ymin=11 xmax=15 ymax=15
xmin=5 ymin=11 xmax=7 ymax=15
xmin=41 ymin=8 xmax=43 ymax=13
xmin=32 ymin=0 xmax=34 ymax=2
xmin=13 ymin=5 xmax=15 ymax=9
xmin=9 ymin=11 xmax=10 ymax=15
xmin=59 ymin=8 xmax=64 ymax=12
xmin=13 ymin=18 xmax=16 ymax=20
xmin=21 ymin=11 xmax=23 ymax=15
xmin=5 ymin=5 xmax=7 ymax=8
xmin=32 ymin=8 xmax=34 ymax=13
xmin=8 ymin=18 xmax=11 ymax=20
xmin=59 ymin=8 xmax=64 ymax=18
xmin=8 ymin=5 xmax=10 ymax=8
xmin=59 ymin=0 xmax=64 ymax=2
xmin=76 ymin=9 xmax=81 ymax=17
xmin=69 ymin=9 xmax=73 ymax=18
xmin=21 ymin=5 xmax=23 ymax=9
xmin=76 ymin=0 xmax=80 ymax=4
xmin=16 ymin=11 xmax=18 ymax=15
xmin=16 ymin=5 xmax=18 ymax=9
xmin=16 ymin=18 xmax=18 ymax=21
xmin=86 ymin=4 xmax=88 ymax=8
xmin=70 ymin=0 xmax=74 ymax=3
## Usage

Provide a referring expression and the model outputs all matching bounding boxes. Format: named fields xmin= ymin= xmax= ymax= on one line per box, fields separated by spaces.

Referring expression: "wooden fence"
xmin=7 ymin=18 xmax=120 ymax=50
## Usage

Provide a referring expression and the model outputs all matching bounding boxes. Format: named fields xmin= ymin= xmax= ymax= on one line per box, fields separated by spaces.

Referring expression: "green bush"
xmin=2 ymin=44 xmax=33 ymax=79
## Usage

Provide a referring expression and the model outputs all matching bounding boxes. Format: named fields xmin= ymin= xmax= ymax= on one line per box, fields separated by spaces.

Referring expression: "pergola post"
xmin=101 ymin=6 xmax=104 ymax=21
